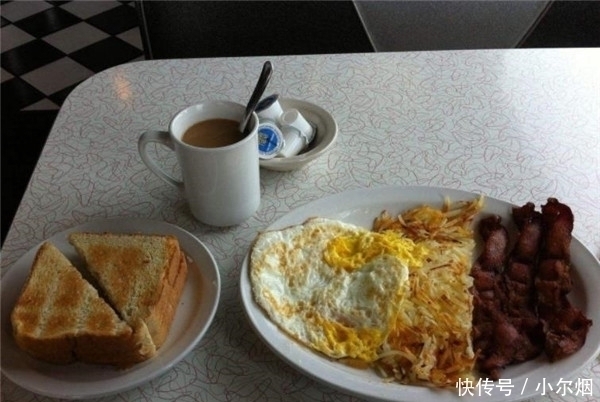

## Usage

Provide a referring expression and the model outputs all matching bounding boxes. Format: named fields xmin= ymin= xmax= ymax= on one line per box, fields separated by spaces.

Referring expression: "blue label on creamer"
xmin=258 ymin=122 xmax=284 ymax=159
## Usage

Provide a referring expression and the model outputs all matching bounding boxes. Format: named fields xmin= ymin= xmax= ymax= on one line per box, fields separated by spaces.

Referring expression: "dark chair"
xmin=135 ymin=1 xmax=374 ymax=59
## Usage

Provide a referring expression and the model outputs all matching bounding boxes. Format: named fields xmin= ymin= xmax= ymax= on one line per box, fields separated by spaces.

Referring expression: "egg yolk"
xmin=323 ymin=231 xmax=429 ymax=272
xmin=311 ymin=314 xmax=385 ymax=362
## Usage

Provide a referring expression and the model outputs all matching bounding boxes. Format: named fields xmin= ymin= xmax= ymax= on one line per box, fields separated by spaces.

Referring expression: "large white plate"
xmin=1 ymin=218 xmax=221 ymax=399
xmin=240 ymin=186 xmax=600 ymax=402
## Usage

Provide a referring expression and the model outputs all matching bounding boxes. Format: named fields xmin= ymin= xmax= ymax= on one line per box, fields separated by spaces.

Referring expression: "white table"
xmin=2 ymin=49 xmax=599 ymax=401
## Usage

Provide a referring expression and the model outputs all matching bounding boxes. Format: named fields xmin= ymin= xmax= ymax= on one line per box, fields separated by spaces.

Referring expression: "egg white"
xmin=250 ymin=218 xmax=410 ymax=362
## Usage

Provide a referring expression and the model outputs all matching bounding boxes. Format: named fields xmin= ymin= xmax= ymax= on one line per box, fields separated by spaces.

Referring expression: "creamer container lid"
xmin=257 ymin=121 xmax=284 ymax=159
xmin=256 ymin=94 xmax=284 ymax=122
xmin=256 ymin=94 xmax=280 ymax=113
xmin=279 ymin=108 xmax=315 ymax=145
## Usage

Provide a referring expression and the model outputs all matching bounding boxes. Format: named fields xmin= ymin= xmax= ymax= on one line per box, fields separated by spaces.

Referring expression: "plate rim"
xmin=240 ymin=185 xmax=600 ymax=402
xmin=1 ymin=218 xmax=221 ymax=399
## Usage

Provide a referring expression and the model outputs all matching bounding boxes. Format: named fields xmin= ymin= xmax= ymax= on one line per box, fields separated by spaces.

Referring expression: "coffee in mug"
xmin=138 ymin=101 xmax=260 ymax=226
xmin=182 ymin=118 xmax=245 ymax=148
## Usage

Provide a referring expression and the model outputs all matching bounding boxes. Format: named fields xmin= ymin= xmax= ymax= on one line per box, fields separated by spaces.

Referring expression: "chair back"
xmin=136 ymin=1 xmax=374 ymax=59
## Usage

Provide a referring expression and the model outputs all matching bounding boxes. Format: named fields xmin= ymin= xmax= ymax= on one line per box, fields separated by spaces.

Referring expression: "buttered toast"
xmin=68 ymin=233 xmax=188 ymax=350
xmin=11 ymin=242 xmax=155 ymax=367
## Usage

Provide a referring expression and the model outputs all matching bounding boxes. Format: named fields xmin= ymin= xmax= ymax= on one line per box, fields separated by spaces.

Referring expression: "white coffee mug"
xmin=138 ymin=100 xmax=260 ymax=226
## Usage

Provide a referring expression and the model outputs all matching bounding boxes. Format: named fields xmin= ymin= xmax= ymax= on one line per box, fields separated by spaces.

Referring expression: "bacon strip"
xmin=501 ymin=203 xmax=544 ymax=363
xmin=471 ymin=215 xmax=511 ymax=379
xmin=472 ymin=199 xmax=592 ymax=379
xmin=472 ymin=206 xmax=547 ymax=379
xmin=536 ymin=198 xmax=592 ymax=361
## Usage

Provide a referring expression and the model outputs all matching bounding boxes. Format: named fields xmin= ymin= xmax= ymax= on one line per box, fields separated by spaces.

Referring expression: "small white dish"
xmin=259 ymin=98 xmax=338 ymax=171
xmin=1 ymin=218 xmax=221 ymax=399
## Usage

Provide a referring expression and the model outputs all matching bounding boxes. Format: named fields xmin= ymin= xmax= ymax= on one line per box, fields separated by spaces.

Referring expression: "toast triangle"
xmin=11 ymin=242 xmax=155 ymax=367
xmin=68 ymin=232 xmax=188 ymax=350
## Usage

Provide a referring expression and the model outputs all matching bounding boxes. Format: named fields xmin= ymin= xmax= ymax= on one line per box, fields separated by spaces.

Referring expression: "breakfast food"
xmin=11 ymin=232 xmax=188 ymax=368
xmin=249 ymin=194 xmax=590 ymax=388
xmin=11 ymin=242 xmax=154 ymax=367
xmin=372 ymin=197 xmax=484 ymax=386
xmin=471 ymin=198 xmax=591 ymax=379
xmin=250 ymin=218 xmax=425 ymax=363
xmin=250 ymin=197 xmax=484 ymax=387
xmin=471 ymin=211 xmax=543 ymax=379
xmin=69 ymin=232 xmax=188 ymax=350
xmin=536 ymin=199 xmax=591 ymax=359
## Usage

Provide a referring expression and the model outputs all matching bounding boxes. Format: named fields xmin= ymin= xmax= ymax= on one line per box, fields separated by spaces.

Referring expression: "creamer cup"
xmin=258 ymin=120 xmax=284 ymax=159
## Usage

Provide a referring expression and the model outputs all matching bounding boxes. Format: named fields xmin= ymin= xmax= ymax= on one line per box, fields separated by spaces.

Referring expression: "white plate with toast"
xmin=240 ymin=186 xmax=600 ymax=402
xmin=1 ymin=218 xmax=220 ymax=399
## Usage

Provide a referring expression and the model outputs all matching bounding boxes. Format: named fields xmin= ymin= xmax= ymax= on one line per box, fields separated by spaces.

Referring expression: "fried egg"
xmin=250 ymin=218 xmax=427 ymax=363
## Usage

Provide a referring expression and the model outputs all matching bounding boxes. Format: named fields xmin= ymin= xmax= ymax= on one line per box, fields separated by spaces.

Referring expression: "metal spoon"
xmin=239 ymin=61 xmax=273 ymax=136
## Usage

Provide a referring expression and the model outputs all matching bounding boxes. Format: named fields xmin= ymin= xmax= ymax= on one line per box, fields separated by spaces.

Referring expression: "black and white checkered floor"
xmin=1 ymin=0 xmax=143 ymax=112
xmin=1 ymin=0 xmax=144 ymax=243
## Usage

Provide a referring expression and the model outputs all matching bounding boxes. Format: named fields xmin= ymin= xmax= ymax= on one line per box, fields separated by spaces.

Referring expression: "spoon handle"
xmin=240 ymin=61 xmax=273 ymax=135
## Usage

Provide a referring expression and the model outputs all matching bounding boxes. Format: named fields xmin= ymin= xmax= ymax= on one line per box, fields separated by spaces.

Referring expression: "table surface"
xmin=2 ymin=48 xmax=599 ymax=402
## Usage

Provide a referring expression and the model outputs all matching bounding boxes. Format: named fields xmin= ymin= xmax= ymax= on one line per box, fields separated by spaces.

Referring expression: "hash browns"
xmin=372 ymin=196 xmax=484 ymax=386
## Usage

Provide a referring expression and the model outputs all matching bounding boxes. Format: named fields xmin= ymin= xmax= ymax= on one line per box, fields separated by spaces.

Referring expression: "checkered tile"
xmin=1 ymin=0 xmax=143 ymax=113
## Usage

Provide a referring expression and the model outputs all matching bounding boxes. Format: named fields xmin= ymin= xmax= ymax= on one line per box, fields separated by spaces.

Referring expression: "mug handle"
xmin=138 ymin=130 xmax=184 ymax=190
